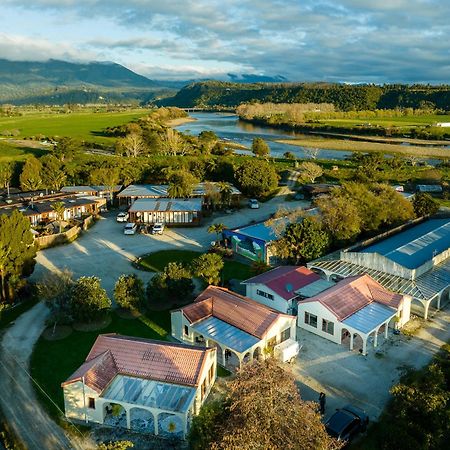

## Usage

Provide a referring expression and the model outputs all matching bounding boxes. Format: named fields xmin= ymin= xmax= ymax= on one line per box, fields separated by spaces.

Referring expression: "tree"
xmin=97 ymin=441 xmax=134 ymax=450
xmin=189 ymin=358 xmax=341 ymax=450
xmin=167 ymin=170 xmax=198 ymax=198
xmin=41 ymin=154 xmax=67 ymax=191
xmin=304 ymin=147 xmax=320 ymax=160
xmin=117 ymin=132 xmax=146 ymax=158
xmin=20 ymin=156 xmax=42 ymax=191
xmin=0 ymin=162 xmax=14 ymax=196
xmin=235 ymin=159 xmax=278 ymax=197
xmin=160 ymin=128 xmax=187 ymax=155
xmin=298 ymin=161 xmax=323 ymax=183
xmin=0 ymin=211 xmax=36 ymax=303
xmin=412 ymin=192 xmax=440 ymax=217
xmin=274 ymin=218 xmax=331 ymax=264
xmin=51 ymin=201 xmax=66 ymax=234
xmin=89 ymin=167 xmax=120 ymax=205
xmin=251 ymin=137 xmax=270 ymax=157
xmin=218 ymin=182 xmax=233 ymax=207
xmin=191 ymin=253 xmax=224 ymax=285
xmin=147 ymin=262 xmax=194 ymax=304
xmin=37 ymin=270 xmax=74 ymax=327
xmin=53 ymin=137 xmax=79 ymax=162
xmin=207 ymin=223 xmax=226 ymax=244
xmin=114 ymin=274 xmax=145 ymax=310
xmin=317 ymin=195 xmax=362 ymax=242
xmin=70 ymin=276 xmax=111 ymax=322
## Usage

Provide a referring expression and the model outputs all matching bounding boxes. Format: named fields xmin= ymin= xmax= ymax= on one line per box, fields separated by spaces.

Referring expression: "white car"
xmin=152 ymin=222 xmax=165 ymax=235
xmin=123 ymin=222 xmax=137 ymax=235
xmin=116 ymin=212 xmax=129 ymax=223
xmin=248 ymin=199 xmax=260 ymax=209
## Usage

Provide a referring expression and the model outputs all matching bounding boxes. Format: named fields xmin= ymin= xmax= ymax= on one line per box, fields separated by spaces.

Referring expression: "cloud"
xmin=1 ymin=1 xmax=450 ymax=83
xmin=0 ymin=33 xmax=95 ymax=62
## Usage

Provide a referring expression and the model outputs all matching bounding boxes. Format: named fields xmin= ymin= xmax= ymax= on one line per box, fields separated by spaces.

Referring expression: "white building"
xmin=242 ymin=266 xmax=334 ymax=314
xmin=171 ymin=286 xmax=297 ymax=369
xmin=62 ymin=334 xmax=216 ymax=439
xmin=297 ymin=274 xmax=411 ymax=355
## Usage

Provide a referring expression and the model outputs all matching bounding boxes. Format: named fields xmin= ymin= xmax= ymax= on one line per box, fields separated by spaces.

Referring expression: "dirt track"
xmin=0 ymin=303 xmax=91 ymax=450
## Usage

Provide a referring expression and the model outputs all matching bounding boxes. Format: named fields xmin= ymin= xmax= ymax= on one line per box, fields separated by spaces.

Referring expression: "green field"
xmin=0 ymin=109 xmax=150 ymax=144
xmin=0 ymin=141 xmax=48 ymax=162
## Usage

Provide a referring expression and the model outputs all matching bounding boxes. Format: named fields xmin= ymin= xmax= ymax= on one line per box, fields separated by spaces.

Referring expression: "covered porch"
xmin=191 ymin=316 xmax=265 ymax=371
xmin=341 ymin=302 xmax=398 ymax=355
xmin=99 ymin=374 xmax=197 ymax=439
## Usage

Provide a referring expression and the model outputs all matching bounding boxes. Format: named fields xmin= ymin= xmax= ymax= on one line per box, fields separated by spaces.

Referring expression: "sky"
xmin=1 ymin=0 xmax=449 ymax=83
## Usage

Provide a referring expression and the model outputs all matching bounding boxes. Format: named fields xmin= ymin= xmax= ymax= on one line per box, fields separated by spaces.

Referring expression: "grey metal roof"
xmin=309 ymin=257 xmax=450 ymax=302
xmin=102 ymin=374 xmax=196 ymax=413
xmin=191 ymin=316 xmax=259 ymax=354
xmin=118 ymin=183 xmax=240 ymax=198
xmin=62 ymin=185 xmax=122 ymax=193
xmin=129 ymin=198 xmax=202 ymax=213
xmin=295 ymin=279 xmax=335 ymax=298
xmin=342 ymin=302 xmax=397 ymax=334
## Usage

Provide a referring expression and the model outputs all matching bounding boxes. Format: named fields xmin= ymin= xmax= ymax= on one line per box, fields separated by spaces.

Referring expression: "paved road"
xmin=0 ymin=303 xmax=92 ymax=450
xmin=1 ymin=191 xmax=301 ymax=449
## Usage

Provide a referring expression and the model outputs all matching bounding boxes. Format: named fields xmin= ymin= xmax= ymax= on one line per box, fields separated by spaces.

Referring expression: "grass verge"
xmin=138 ymin=249 xmax=253 ymax=282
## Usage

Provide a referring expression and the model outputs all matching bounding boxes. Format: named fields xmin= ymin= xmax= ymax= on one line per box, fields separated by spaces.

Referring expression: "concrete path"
xmin=0 ymin=303 xmax=93 ymax=450
xmin=291 ymin=307 xmax=450 ymax=422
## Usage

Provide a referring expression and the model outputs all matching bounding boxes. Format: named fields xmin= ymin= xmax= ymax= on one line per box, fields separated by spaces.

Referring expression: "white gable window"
xmin=256 ymin=289 xmax=274 ymax=300
xmin=305 ymin=312 xmax=317 ymax=328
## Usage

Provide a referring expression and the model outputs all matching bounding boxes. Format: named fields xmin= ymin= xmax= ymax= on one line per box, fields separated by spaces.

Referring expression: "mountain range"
xmin=0 ymin=59 xmax=288 ymax=105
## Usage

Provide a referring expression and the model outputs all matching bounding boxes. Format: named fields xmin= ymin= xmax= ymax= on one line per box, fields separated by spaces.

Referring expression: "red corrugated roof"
xmin=244 ymin=266 xmax=321 ymax=300
xmin=62 ymin=335 xmax=214 ymax=392
xmin=301 ymin=274 xmax=404 ymax=321
xmin=181 ymin=286 xmax=291 ymax=338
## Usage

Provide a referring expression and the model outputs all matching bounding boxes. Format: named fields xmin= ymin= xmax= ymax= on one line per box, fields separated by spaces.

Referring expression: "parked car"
xmin=152 ymin=222 xmax=165 ymax=235
xmin=116 ymin=212 xmax=129 ymax=223
xmin=248 ymin=199 xmax=259 ymax=209
xmin=123 ymin=222 xmax=137 ymax=235
xmin=325 ymin=405 xmax=369 ymax=444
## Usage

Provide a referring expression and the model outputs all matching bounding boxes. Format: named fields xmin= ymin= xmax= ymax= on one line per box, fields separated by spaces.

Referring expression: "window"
xmin=201 ymin=379 xmax=206 ymax=401
xmin=256 ymin=289 xmax=274 ymax=301
xmin=208 ymin=364 xmax=215 ymax=384
xmin=88 ymin=397 xmax=95 ymax=409
xmin=280 ymin=327 xmax=291 ymax=342
xmin=184 ymin=325 xmax=189 ymax=336
xmin=305 ymin=312 xmax=317 ymax=328
xmin=322 ymin=319 xmax=334 ymax=335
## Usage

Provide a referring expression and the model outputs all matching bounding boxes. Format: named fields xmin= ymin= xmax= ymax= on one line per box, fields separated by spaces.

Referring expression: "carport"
xmin=191 ymin=316 xmax=263 ymax=369
xmin=341 ymin=302 xmax=397 ymax=355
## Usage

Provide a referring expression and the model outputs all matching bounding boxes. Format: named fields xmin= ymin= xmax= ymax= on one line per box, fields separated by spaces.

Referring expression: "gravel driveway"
xmin=291 ymin=308 xmax=450 ymax=422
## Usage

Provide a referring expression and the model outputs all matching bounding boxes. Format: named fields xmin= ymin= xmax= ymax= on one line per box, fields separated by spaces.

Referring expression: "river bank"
xmin=166 ymin=116 xmax=197 ymax=127
xmin=276 ymin=137 xmax=449 ymax=159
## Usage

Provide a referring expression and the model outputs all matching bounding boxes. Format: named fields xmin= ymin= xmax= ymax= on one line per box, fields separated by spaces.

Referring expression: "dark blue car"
xmin=325 ymin=405 xmax=369 ymax=443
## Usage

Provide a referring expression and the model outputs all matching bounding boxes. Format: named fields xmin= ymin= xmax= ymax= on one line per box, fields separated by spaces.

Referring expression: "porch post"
xmin=423 ymin=300 xmax=430 ymax=320
xmin=221 ymin=348 xmax=226 ymax=366
xmin=349 ymin=333 xmax=354 ymax=350
xmin=385 ymin=322 xmax=389 ymax=338
xmin=126 ymin=408 xmax=131 ymax=429
xmin=154 ymin=412 xmax=159 ymax=435
xmin=362 ymin=338 xmax=367 ymax=355
xmin=182 ymin=414 xmax=188 ymax=439
xmin=373 ymin=330 xmax=378 ymax=348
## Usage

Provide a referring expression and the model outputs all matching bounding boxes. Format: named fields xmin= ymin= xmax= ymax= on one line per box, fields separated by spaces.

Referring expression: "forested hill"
xmin=0 ymin=59 xmax=175 ymax=105
xmin=159 ymin=81 xmax=450 ymax=111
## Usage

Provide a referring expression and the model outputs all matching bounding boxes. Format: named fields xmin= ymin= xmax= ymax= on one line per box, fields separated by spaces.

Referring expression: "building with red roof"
xmin=296 ymin=274 xmax=411 ymax=355
xmin=171 ymin=286 xmax=297 ymax=369
xmin=242 ymin=266 xmax=334 ymax=314
xmin=61 ymin=334 xmax=216 ymax=438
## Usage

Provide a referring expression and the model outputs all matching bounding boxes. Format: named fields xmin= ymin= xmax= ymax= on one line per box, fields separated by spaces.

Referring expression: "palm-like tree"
xmin=207 ymin=223 xmax=226 ymax=245
xmin=51 ymin=201 xmax=66 ymax=234
xmin=167 ymin=182 xmax=185 ymax=199
xmin=218 ymin=182 xmax=233 ymax=207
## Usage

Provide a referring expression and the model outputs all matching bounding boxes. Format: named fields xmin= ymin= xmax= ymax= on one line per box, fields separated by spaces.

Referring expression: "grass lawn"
xmin=0 ymin=141 xmax=48 ymax=162
xmin=30 ymin=309 xmax=171 ymax=420
xmin=138 ymin=249 xmax=253 ymax=282
xmin=0 ymin=110 xmax=150 ymax=144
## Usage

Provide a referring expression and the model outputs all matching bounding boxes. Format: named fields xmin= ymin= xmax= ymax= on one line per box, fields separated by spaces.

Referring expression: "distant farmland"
xmin=0 ymin=109 xmax=150 ymax=144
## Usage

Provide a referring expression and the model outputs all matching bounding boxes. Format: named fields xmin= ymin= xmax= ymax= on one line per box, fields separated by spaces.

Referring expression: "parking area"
xmin=291 ymin=306 xmax=450 ymax=421
xmin=32 ymin=191 xmax=308 ymax=295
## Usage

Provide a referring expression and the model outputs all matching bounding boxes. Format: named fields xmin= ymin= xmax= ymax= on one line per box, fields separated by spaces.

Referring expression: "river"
xmin=175 ymin=112 xmax=353 ymax=160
